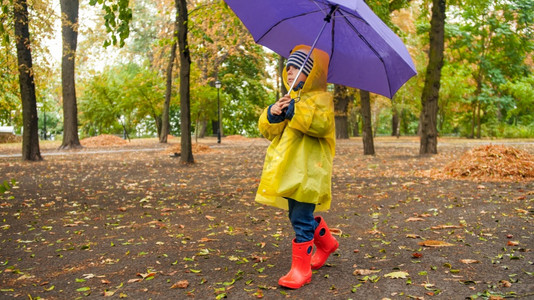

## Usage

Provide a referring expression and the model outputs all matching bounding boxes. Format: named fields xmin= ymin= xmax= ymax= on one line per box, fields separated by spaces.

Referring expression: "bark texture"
xmin=177 ymin=0 xmax=194 ymax=163
xmin=360 ymin=90 xmax=375 ymax=155
xmin=59 ymin=0 xmax=81 ymax=150
xmin=333 ymin=85 xmax=353 ymax=139
xmin=14 ymin=0 xmax=41 ymax=161
xmin=420 ymin=0 xmax=445 ymax=155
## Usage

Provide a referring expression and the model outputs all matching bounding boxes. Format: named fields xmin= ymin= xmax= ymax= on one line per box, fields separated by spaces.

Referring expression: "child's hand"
xmin=270 ymin=94 xmax=292 ymax=115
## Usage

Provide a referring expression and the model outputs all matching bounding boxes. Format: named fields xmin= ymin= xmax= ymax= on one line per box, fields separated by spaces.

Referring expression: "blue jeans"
xmin=287 ymin=198 xmax=319 ymax=243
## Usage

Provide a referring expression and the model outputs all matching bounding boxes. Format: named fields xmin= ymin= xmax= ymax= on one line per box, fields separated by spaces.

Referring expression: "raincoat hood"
xmin=284 ymin=45 xmax=329 ymax=95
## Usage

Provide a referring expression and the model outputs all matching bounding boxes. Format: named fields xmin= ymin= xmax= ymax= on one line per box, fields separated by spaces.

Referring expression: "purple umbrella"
xmin=224 ymin=0 xmax=417 ymax=98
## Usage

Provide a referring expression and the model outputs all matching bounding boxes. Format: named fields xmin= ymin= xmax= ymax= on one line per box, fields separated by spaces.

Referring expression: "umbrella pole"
xmin=288 ymin=5 xmax=339 ymax=92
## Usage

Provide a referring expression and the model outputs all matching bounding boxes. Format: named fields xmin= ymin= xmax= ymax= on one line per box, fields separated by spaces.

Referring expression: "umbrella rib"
xmin=255 ymin=9 xmax=323 ymax=46
xmin=338 ymin=10 xmax=393 ymax=96
xmin=329 ymin=12 xmax=336 ymax=69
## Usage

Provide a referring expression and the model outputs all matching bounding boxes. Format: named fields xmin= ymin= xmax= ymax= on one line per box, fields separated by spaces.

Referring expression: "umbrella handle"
xmin=287 ymin=5 xmax=339 ymax=92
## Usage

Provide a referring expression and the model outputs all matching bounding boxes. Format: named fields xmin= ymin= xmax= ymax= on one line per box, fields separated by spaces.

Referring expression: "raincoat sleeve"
xmin=258 ymin=107 xmax=288 ymax=141
xmin=287 ymin=93 xmax=334 ymax=138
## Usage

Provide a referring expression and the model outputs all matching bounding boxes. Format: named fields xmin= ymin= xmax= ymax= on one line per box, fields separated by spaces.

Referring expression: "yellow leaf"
xmin=384 ymin=271 xmax=409 ymax=279
xmin=418 ymin=240 xmax=455 ymax=247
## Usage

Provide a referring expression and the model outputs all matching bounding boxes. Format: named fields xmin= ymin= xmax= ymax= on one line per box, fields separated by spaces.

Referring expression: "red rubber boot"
xmin=311 ymin=216 xmax=339 ymax=270
xmin=278 ymin=239 xmax=314 ymax=289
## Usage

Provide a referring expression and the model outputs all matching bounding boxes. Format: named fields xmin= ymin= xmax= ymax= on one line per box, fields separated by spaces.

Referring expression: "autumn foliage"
xmin=80 ymin=134 xmax=128 ymax=147
xmin=444 ymin=144 xmax=534 ymax=181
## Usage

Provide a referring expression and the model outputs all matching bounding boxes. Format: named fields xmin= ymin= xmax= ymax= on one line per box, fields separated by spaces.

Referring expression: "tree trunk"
xmin=333 ymin=84 xmax=353 ymax=139
xmin=360 ymin=90 xmax=375 ymax=155
xmin=391 ymin=97 xmax=400 ymax=137
xmin=476 ymin=101 xmax=481 ymax=138
xmin=198 ymin=120 xmax=207 ymax=138
xmin=59 ymin=0 xmax=81 ymax=150
xmin=353 ymin=120 xmax=359 ymax=137
xmin=160 ymin=3 xmax=179 ymax=144
xmin=177 ymin=0 xmax=193 ymax=163
xmin=470 ymin=68 xmax=483 ymax=139
xmin=419 ymin=0 xmax=445 ymax=155
xmin=392 ymin=111 xmax=400 ymax=137
xmin=474 ymin=99 xmax=478 ymax=139
xmin=351 ymin=106 xmax=360 ymax=137
xmin=14 ymin=0 xmax=41 ymax=161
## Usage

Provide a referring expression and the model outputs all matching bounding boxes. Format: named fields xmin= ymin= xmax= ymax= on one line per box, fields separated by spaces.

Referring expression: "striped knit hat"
xmin=286 ymin=50 xmax=314 ymax=76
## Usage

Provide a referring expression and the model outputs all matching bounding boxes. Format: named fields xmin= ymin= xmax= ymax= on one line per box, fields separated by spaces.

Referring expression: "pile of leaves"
xmin=80 ymin=134 xmax=129 ymax=147
xmin=0 ymin=134 xmax=22 ymax=144
xmin=443 ymin=144 xmax=534 ymax=181
xmin=225 ymin=135 xmax=250 ymax=141
xmin=164 ymin=143 xmax=213 ymax=155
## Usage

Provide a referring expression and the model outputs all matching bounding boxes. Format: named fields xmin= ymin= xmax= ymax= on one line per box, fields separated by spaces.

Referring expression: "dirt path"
xmin=0 ymin=137 xmax=533 ymax=299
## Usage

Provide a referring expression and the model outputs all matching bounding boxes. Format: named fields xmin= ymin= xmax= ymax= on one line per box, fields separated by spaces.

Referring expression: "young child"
xmin=255 ymin=45 xmax=338 ymax=289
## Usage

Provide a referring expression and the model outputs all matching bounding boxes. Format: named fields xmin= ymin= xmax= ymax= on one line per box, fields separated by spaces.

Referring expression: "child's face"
xmin=286 ymin=65 xmax=308 ymax=87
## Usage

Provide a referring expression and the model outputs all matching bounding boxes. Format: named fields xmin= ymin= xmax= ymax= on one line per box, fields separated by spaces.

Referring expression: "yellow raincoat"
xmin=255 ymin=45 xmax=335 ymax=212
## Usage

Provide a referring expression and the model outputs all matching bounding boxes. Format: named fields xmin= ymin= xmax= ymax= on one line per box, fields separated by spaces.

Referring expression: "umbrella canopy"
xmin=224 ymin=0 xmax=417 ymax=98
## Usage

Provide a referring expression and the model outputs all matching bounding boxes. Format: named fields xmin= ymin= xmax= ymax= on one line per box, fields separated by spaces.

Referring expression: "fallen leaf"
xmin=384 ymin=271 xmax=409 ymax=279
xmin=412 ymin=253 xmax=423 ymax=258
xmin=431 ymin=225 xmax=463 ymax=230
xmin=406 ymin=217 xmax=425 ymax=222
xmin=406 ymin=234 xmax=421 ymax=239
xmin=507 ymin=241 xmax=519 ymax=246
xmin=418 ymin=240 xmax=455 ymax=247
xmin=460 ymin=259 xmax=480 ymax=264
xmin=329 ymin=228 xmax=342 ymax=236
xmin=353 ymin=269 xmax=381 ymax=276
xmin=500 ymin=280 xmax=512 ymax=288
xmin=198 ymin=237 xmax=218 ymax=242
xmin=366 ymin=229 xmax=383 ymax=235
xmin=171 ymin=280 xmax=189 ymax=289
xmin=137 ymin=272 xmax=156 ymax=279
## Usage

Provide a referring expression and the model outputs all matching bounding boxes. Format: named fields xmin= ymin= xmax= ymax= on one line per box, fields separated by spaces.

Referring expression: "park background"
xmin=1 ymin=0 xmax=533 ymax=299
xmin=0 ymin=0 xmax=533 ymax=157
